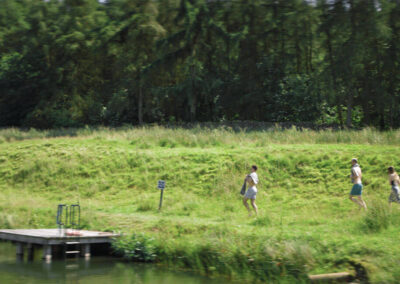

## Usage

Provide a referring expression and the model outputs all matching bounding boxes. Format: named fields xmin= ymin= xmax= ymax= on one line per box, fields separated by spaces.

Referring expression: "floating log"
xmin=309 ymin=272 xmax=352 ymax=282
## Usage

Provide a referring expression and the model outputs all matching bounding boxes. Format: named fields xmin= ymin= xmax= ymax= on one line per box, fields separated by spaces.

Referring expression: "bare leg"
xmin=243 ymin=197 xmax=252 ymax=216
xmin=349 ymin=195 xmax=363 ymax=208
xmin=250 ymin=199 xmax=258 ymax=216
xmin=357 ymin=196 xmax=367 ymax=210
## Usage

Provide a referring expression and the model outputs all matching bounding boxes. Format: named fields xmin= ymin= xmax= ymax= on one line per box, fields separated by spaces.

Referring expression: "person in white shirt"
xmin=243 ymin=165 xmax=259 ymax=216
xmin=349 ymin=158 xmax=367 ymax=210
xmin=387 ymin=166 xmax=400 ymax=207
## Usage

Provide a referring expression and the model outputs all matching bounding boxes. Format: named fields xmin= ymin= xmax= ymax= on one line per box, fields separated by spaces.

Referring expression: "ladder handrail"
xmin=56 ymin=204 xmax=68 ymax=228
xmin=69 ymin=204 xmax=80 ymax=230
xmin=57 ymin=203 xmax=80 ymax=230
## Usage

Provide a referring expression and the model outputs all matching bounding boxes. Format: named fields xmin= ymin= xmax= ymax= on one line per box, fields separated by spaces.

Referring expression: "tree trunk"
xmin=346 ymin=92 xmax=353 ymax=128
xmin=138 ymin=81 xmax=143 ymax=125
xmin=389 ymin=98 xmax=394 ymax=128
xmin=308 ymin=20 xmax=313 ymax=73
xmin=361 ymin=97 xmax=370 ymax=126
xmin=380 ymin=110 xmax=385 ymax=130
xmin=295 ymin=29 xmax=301 ymax=73
xmin=325 ymin=27 xmax=343 ymax=128
xmin=189 ymin=64 xmax=196 ymax=122
xmin=338 ymin=104 xmax=344 ymax=129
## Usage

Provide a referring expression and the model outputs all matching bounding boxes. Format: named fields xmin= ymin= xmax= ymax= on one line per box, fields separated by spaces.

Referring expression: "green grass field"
xmin=1 ymin=127 xmax=400 ymax=283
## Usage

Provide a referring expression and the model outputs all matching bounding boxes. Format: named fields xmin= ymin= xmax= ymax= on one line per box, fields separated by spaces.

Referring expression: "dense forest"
xmin=0 ymin=0 xmax=399 ymax=129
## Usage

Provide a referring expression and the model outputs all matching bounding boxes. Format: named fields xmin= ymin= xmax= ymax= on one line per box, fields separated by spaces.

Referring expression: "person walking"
xmin=387 ymin=166 xmax=400 ymax=208
xmin=243 ymin=165 xmax=259 ymax=216
xmin=349 ymin=158 xmax=367 ymax=210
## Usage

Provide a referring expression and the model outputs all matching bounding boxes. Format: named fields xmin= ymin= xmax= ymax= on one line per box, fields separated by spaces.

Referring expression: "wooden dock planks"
xmin=0 ymin=229 xmax=118 ymax=245
xmin=0 ymin=229 xmax=120 ymax=261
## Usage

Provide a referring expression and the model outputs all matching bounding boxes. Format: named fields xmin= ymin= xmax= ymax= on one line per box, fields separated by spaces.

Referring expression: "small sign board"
xmin=158 ymin=180 xmax=166 ymax=190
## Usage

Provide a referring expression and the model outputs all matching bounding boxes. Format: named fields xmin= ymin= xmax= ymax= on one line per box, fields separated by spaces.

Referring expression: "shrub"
xmin=112 ymin=233 xmax=157 ymax=262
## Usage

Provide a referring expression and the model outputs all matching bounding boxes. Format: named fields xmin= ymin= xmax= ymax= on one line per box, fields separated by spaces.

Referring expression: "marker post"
xmin=158 ymin=180 xmax=166 ymax=211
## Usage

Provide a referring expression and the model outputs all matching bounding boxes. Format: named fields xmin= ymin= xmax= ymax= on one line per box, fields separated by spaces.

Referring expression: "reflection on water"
xmin=0 ymin=242 xmax=232 ymax=284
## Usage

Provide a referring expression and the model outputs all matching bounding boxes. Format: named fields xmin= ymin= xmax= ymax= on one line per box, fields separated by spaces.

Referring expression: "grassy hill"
xmin=1 ymin=127 xmax=400 ymax=282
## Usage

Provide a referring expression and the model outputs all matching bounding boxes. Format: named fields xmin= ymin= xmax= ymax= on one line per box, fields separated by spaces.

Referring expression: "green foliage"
xmin=362 ymin=199 xmax=391 ymax=233
xmin=153 ymin=238 xmax=312 ymax=282
xmin=137 ymin=199 xmax=156 ymax=212
xmin=271 ymin=75 xmax=321 ymax=122
xmin=1 ymin=0 xmax=400 ymax=128
xmin=0 ymin=213 xmax=15 ymax=229
xmin=112 ymin=233 xmax=157 ymax=262
xmin=1 ymin=128 xmax=400 ymax=282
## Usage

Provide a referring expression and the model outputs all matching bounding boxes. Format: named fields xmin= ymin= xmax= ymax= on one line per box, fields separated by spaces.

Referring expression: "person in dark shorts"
xmin=243 ymin=165 xmax=259 ymax=217
xmin=349 ymin=158 xmax=367 ymax=210
xmin=388 ymin=166 xmax=400 ymax=207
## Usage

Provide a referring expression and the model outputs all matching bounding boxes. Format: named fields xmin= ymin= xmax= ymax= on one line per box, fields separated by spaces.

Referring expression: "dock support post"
xmin=16 ymin=242 xmax=24 ymax=260
xmin=84 ymin=244 xmax=91 ymax=260
xmin=43 ymin=244 xmax=52 ymax=262
xmin=27 ymin=243 xmax=34 ymax=261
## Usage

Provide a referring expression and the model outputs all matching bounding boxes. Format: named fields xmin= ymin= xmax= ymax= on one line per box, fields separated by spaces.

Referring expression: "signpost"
xmin=158 ymin=180 xmax=166 ymax=211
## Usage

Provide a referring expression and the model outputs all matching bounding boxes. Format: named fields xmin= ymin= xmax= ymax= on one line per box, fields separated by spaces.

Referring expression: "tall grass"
xmin=1 ymin=126 xmax=400 ymax=146
xmin=152 ymin=236 xmax=312 ymax=282
xmin=362 ymin=199 xmax=391 ymax=233
xmin=112 ymin=233 xmax=157 ymax=262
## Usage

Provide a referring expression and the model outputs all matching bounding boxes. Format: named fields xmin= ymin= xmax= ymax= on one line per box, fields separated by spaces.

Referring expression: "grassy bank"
xmin=2 ymin=125 xmax=400 ymax=145
xmin=0 ymin=127 xmax=399 ymax=282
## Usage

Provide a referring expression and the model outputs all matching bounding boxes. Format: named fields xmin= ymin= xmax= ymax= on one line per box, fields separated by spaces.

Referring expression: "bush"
xmin=112 ymin=233 xmax=157 ymax=262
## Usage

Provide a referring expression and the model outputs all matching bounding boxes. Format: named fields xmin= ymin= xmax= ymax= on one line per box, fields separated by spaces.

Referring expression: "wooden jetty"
xmin=0 ymin=229 xmax=119 ymax=262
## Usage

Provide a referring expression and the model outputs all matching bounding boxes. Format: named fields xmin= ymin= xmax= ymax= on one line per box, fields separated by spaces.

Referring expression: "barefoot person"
xmin=388 ymin=166 xmax=400 ymax=207
xmin=349 ymin=158 xmax=367 ymax=210
xmin=243 ymin=165 xmax=259 ymax=216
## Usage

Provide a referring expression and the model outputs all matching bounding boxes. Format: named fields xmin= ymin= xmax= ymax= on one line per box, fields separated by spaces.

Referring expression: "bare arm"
xmin=246 ymin=175 xmax=255 ymax=186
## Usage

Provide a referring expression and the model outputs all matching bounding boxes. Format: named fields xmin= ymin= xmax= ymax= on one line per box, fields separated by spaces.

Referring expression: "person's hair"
xmin=352 ymin=158 xmax=358 ymax=163
xmin=252 ymin=165 xmax=258 ymax=171
xmin=388 ymin=166 xmax=395 ymax=174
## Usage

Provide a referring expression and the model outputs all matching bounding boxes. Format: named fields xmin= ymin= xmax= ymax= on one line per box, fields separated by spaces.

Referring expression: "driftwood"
xmin=309 ymin=272 xmax=352 ymax=282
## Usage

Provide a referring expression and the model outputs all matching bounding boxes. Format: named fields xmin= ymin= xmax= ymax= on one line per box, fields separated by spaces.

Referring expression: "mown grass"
xmin=0 ymin=127 xmax=400 ymax=282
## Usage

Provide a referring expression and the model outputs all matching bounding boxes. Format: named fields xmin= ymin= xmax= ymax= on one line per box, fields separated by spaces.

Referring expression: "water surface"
xmin=0 ymin=242 xmax=233 ymax=284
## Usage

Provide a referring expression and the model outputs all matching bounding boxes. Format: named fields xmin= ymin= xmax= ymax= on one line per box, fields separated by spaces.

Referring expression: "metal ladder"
xmin=64 ymin=241 xmax=80 ymax=258
xmin=65 ymin=204 xmax=81 ymax=258
xmin=57 ymin=203 xmax=81 ymax=258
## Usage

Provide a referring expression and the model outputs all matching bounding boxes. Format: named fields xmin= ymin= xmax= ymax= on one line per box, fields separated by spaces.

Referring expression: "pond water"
xmin=0 ymin=242 xmax=233 ymax=284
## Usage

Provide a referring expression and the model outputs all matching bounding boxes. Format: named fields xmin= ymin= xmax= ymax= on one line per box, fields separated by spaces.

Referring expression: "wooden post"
xmin=16 ymin=242 xmax=24 ymax=261
xmin=159 ymin=188 xmax=164 ymax=211
xmin=43 ymin=244 xmax=52 ymax=262
xmin=27 ymin=243 xmax=34 ymax=261
xmin=84 ymin=244 xmax=91 ymax=259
